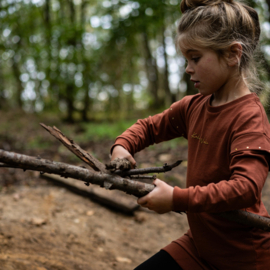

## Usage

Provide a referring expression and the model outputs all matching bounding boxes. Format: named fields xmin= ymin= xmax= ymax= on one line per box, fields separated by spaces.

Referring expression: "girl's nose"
xmin=185 ymin=63 xmax=194 ymax=74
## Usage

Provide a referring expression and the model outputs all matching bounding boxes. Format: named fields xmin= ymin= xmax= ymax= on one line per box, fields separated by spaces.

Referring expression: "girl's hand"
xmin=111 ymin=145 xmax=137 ymax=169
xmin=137 ymin=179 xmax=174 ymax=214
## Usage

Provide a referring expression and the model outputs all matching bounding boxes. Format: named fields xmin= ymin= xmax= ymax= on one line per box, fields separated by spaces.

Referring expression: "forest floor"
xmin=0 ymin=111 xmax=270 ymax=270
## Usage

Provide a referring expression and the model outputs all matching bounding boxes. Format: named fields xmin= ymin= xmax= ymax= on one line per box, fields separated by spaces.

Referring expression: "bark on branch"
xmin=0 ymin=149 xmax=153 ymax=198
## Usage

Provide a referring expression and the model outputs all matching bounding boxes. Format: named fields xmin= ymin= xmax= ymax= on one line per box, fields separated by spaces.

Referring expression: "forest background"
xmin=1 ymin=0 xmax=270 ymax=125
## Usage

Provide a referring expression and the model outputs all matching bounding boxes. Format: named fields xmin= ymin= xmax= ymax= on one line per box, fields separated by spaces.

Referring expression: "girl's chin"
xmin=198 ymin=90 xmax=212 ymax=96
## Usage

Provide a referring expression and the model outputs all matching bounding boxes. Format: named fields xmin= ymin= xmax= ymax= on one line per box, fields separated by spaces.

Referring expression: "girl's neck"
xmin=211 ymin=76 xmax=251 ymax=107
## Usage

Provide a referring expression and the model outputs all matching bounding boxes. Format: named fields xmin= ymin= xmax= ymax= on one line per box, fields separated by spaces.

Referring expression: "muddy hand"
xmin=106 ymin=157 xmax=133 ymax=172
xmin=106 ymin=146 xmax=136 ymax=172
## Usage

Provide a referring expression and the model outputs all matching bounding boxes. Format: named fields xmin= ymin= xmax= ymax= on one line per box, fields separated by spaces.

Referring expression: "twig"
xmin=130 ymin=175 xmax=156 ymax=180
xmin=114 ymin=160 xmax=182 ymax=176
xmin=40 ymin=123 xmax=107 ymax=173
xmin=130 ymin=175 xmax=157 ymax=184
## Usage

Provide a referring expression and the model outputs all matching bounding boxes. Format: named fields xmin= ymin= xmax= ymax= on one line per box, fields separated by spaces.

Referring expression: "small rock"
xmin=13 ymin=193 xmax=20 ymax=201
xmin=31 ymin=218 xmax=47 ymax=226
xmin=158 ymin=154 xmax=172 ymax=162
xmin=86 ymin=210 xmax=94 ymax=216
xmin=98 ymin=247 xmax=104 ymax=252
xmin=134 ymin=213 xmax=147 ymax=223
xmin=74 ymin=219 xmax=80 ymax=224
xmin=116 ymin=257 xmax=132 ymax=264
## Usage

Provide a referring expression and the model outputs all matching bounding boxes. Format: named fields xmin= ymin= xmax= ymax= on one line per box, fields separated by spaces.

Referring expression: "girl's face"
xmin=180 ymin=42 xmax=233 ymax=97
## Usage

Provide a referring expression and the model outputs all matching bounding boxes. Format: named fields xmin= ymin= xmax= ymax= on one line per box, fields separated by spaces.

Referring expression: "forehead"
xmin=178 ymin=34 xmax=202 ymax=55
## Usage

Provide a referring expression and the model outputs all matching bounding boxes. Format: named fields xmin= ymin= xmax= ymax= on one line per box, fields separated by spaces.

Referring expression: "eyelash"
xmin=192 ymin=57 xmax=200 ymax=63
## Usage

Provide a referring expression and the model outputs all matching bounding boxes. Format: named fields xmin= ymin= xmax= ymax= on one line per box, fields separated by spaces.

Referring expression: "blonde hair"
xmin=178 ymin=0 xmax=262 ymax=92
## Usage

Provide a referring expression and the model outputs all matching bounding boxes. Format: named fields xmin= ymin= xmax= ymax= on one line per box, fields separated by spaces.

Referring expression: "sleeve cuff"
xmin=172 ymin=186 xmax=189 ymax=212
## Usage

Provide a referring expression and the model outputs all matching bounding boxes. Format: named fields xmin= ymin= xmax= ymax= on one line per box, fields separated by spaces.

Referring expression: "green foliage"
xmin=26 ymin=136 xmax=53 ymax=150
xmin=0 ymin=0 xmax=269 ymax=119
xmin=80 ymin=119 xmax=137 ymax=141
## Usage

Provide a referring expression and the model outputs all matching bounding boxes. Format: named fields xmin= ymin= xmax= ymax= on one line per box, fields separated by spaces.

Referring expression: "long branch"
xmin=1 ymin=149 xmax=270 ymax=232
xmin=0 ymin=149 xmax=153 ymax=197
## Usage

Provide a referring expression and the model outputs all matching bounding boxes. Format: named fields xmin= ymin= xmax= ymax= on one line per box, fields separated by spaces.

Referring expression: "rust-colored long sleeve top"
xmin=112 ymin=93 xmax=270 ymax=270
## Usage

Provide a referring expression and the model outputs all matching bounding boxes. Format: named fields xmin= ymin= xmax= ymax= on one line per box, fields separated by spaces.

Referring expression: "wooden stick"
xmin=218 ymin=210 xmax=270 ymax=231
xmin=113 ymin=160 xmax=182 ymax=176
xmin=0 ymin=149 xmax=153 ymax=197
xmin=40 ymin=123 xmax=108 ymax=173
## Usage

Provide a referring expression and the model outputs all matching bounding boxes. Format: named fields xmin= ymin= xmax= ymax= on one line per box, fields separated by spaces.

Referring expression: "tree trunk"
xmin=161 ymin=25 xmax=173 ymax=107
xmin=66 ymin=84 xmax=75 ymax=122
xmin=142 ymin=32 xmax=160 ymax=109
xmin=11 ymin=55 xmax=23 ymax=109
xmin=80 ymin=0 xmax=91 ymax=122
xmin=126 ymin=58 xmax=135 ymax=117
xmin=0 ymin=59 xmax=6 ymax=109
xmin=68 ymin=0 xmax=75 ymax=24
xmin=44 ymin=0 xmax=51 ymax=82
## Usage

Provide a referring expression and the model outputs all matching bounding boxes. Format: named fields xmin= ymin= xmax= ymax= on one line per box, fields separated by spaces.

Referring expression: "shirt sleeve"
xmin=173 ymin=148 xmax=270 ymax=213
xmin=111 ymin=96 xmax=194 ymax=156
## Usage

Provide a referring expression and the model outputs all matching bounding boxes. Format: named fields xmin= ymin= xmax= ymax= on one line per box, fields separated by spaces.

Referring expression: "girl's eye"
xmin=192 ymin=57 xmax=200 ymax=63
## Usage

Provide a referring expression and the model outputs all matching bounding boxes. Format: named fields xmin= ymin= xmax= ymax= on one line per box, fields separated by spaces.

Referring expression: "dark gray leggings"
xmin=134 ymin=250 xmax=183 ymax=270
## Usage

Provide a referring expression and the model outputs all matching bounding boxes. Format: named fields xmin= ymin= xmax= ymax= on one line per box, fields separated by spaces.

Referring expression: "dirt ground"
xmin=0 ymin=177 xmax=189 ymax=270
xmin=0 ymin=148 xmax=189 ymax=270
xmin=1 ymin=111 xmax=270 ymax=270
xmin=0 ymin=111 xmax=190 ymax=270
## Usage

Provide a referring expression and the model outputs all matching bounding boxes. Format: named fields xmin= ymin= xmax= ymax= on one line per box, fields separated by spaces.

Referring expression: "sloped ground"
xmin=0 ymin=110 xmax=190 ymax=270
xmin=0 ymin=179 xmax=188 ymax=270
xmin=0 ymin=148 xmax=189 ymax=270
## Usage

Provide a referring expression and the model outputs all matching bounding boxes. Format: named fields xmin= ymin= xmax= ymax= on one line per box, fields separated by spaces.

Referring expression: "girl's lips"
xmin=190 ymin=79 xmax=200 ymax=88
xmin=193 ymin=81 xmax=200 ymax=88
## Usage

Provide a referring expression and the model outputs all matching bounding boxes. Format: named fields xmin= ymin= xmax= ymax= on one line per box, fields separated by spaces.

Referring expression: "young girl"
xmin=110 ymin=0 xmax=270 ymax=269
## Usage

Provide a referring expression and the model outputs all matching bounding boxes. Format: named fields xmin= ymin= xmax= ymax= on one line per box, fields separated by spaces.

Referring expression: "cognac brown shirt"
xmin=112 ymin=93 xmax=270 ymax=270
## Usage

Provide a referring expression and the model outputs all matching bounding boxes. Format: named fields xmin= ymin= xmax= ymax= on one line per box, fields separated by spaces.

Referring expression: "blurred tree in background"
xmin=0 ymin=0 xmax=269 ymax=122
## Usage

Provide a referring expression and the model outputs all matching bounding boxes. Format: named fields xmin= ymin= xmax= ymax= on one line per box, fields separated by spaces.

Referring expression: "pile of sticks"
xmin=0 ymin=123 xmax=270 ymax=231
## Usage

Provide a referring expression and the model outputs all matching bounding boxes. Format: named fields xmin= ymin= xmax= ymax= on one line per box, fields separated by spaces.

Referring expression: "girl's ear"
xmin=226 ymin=43 xmax=242 ymax=67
